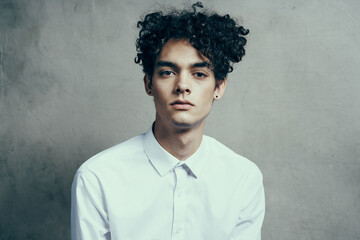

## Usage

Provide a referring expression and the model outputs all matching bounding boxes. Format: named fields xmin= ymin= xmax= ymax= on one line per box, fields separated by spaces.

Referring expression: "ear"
xmin=213 ymin=78 xmax=226 ymax=100
xmin=143 ymin=74 xmax=152 ymax=96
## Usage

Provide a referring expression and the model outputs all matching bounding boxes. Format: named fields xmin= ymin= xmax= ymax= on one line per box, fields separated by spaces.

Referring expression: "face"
xmin=144 ymin=38 xmax=226 ymax=130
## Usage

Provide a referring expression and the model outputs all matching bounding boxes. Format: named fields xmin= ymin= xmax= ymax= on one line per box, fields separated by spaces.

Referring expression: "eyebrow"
xmin=154 ymin=61 xmax=211 ymax=69
xmin=155 ymin=61 xmax=177 ymax=68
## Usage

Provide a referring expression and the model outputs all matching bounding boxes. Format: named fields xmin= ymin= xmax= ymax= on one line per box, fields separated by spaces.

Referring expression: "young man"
xmin=71 ymin=3 xmax=265 ymax=240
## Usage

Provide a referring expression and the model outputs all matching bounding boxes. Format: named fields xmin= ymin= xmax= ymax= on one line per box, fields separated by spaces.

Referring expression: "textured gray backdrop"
xmin=1 ymin=0 xmax=359 ymax=239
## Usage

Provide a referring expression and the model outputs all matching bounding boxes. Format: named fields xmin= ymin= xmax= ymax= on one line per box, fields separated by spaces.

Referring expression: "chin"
xmin=171 ymin=118 xmax=203 ymax=130
xmin=172 ymin=121 xmax=192 ymax=129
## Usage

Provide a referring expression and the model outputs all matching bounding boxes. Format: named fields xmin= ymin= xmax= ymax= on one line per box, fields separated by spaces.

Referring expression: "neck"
xmin=153 ymin=120 xmax=205 ymax=161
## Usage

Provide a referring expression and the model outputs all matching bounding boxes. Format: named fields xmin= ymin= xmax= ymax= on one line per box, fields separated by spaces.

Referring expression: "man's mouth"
xmin=170 ymin=100 xmax=194 ymax=110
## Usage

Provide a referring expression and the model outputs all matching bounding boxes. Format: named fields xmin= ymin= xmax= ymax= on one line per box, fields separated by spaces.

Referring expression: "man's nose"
xmin=174 ymin=73 xmax=191 ymax=94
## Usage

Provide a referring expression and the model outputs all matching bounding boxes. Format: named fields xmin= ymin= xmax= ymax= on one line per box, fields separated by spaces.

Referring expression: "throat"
xmin=153 ymin=121 xmax=204 ymax=160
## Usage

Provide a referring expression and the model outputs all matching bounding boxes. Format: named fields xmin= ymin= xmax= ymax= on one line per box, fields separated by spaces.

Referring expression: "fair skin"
xmin=144 ymin=38 xmax=226 ymax=160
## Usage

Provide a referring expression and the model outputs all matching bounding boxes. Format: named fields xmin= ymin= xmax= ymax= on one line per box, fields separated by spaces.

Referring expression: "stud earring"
xmin=215 ymin=95 xmax=218 ymax=98
xmin=149 ymin=91 xmax=152 ymax=94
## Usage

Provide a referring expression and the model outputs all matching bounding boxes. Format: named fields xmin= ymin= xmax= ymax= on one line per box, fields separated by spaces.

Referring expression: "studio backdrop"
xmin=0 ymin=0 xmax=359 ymax=239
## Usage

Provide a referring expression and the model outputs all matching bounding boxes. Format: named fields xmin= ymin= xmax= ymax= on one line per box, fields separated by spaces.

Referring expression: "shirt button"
xmin=174 ymin=227 xmax=182 ymax=234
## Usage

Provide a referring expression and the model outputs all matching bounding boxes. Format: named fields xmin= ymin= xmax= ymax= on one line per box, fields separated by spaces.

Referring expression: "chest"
xmin=103 ymin=166 xmax=241 ymax=239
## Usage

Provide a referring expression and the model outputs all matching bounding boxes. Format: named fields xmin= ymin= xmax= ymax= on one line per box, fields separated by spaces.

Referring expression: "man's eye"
xmin=194 ymin=72 xmax=207 ymax=78
xmin=159 ymin=70 xmax=174 ymax=76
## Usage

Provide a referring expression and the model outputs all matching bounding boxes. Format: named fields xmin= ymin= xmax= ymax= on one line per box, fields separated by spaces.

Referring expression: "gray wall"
xmin=1 ymin=0 xmax=359 ymax=239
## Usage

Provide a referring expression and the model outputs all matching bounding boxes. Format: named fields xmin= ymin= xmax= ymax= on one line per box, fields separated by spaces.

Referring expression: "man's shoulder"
xmin=203 ymin=135 xmax=261 ymax=175
xmin=77 ymin=133 xmax=146 ymax=174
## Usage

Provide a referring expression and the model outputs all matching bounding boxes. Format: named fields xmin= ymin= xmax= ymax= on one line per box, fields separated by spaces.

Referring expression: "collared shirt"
xmin=71 ymin=126 xmax=265 ymax=240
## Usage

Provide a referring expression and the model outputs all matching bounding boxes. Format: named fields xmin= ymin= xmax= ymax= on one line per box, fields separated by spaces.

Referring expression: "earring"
xmin=215 ymin=95 xmax=218 ymax=98
xmin=149 ymin=91 xmax=152 ymax=94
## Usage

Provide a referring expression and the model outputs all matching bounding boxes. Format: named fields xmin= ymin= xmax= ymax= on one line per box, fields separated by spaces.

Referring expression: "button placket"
xmin=172 ymin=164 xmax=189 ymax=239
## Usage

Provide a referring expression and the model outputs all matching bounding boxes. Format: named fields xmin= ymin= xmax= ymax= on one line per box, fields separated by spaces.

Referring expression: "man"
xmin=71 ymin=2 xmax=265 ymax=239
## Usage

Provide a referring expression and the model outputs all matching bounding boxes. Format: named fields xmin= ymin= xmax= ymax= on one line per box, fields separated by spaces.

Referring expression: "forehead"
xmin=156 ymin=38 xmax=210 ymax=66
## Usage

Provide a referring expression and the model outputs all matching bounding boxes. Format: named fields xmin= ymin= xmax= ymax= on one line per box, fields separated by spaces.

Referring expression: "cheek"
xmin=153 ymin=88 xmax=170 ymax=109
xmin=153 ymin=82 xmax=171 ymax=96
xmin=200 ymin=90 xmax=216 ymax=108
xmin=204 ymin=86 xmax=216 ymax=99
xmin=153 ymin=84 xmax=165 ymax=97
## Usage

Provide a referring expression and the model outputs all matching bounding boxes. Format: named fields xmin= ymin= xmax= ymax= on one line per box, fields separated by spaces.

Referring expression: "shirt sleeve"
xmin=230 ymin=166 xmax=265 ymax=240
xmin=71 ymin=169 xmax=111 ymax=240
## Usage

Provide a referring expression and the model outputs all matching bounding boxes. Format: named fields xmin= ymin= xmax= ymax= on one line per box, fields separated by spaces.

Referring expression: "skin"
xmin=144 ymin=38 xmax=226 ymax=160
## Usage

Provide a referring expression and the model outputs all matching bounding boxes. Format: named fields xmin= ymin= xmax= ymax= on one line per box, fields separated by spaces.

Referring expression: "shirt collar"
xmin=143 ymin=125 xmax=207 ymax=178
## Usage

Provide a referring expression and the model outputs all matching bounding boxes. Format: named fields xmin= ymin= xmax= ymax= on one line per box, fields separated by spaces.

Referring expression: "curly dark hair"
xmin=134 ymin=2 xmax=249 ymax=82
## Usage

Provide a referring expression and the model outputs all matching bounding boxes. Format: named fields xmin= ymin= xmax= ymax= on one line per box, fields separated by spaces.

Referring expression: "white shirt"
xmin=71 ymin=126 xmax=265 ymax=240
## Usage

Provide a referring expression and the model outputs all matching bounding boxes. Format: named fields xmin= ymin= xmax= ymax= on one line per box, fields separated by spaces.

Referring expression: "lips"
xmin=170 ymin=100 xmax=194 ymax=110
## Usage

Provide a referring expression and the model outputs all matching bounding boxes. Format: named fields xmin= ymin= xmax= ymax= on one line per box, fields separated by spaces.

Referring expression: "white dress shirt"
xmin=71 ymin=126 xmax=265 ymax=240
